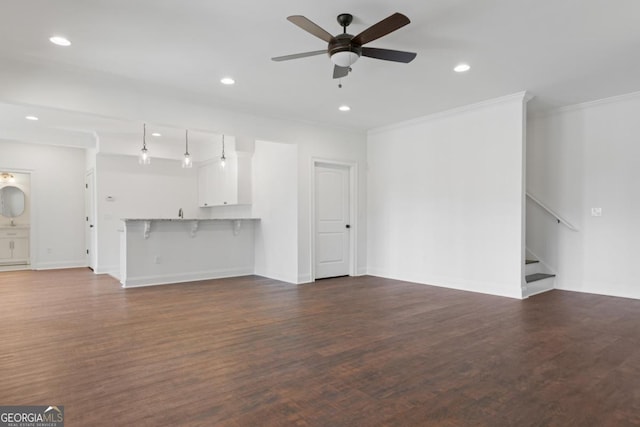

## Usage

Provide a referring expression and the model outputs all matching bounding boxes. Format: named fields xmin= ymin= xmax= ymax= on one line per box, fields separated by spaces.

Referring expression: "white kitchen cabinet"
xmin=0 ymin=227 xmax=29 ymax=265
xmin=198 ymin=153 xmax=252 ymax=207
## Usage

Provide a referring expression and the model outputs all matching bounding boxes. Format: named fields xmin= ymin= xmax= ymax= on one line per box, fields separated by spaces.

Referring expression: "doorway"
xmin=0 ymin=171 xmax=31 ymax=271
xmin=312 ymin=161 xmax=357 ymax=280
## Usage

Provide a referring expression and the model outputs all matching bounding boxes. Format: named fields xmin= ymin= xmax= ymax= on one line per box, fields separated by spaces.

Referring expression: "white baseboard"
xmin=95 ymin=264 xmax=119 ymax=276
xmin=34 ymin=260 xmax=87 ymax=270
xmin=555 ymin=281 xmax=640 ymax=301
xmin=367 ymin=267 xmax=523 ymax=300
xmin=253 ymin=270 xmax=298 ymax=284
xmin=297 ymin=274 xmax=313 ymax=284
xmin=121 ymin=267 xmax=254 ymax=288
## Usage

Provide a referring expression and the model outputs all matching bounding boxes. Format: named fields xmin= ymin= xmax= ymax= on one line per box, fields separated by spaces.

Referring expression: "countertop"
xmin=122 ymin=218 xmax=259 ymax=221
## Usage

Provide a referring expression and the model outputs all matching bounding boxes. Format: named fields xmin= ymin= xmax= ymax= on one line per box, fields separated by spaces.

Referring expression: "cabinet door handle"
xmin=10 ymin=241 xmax=14 ymax=250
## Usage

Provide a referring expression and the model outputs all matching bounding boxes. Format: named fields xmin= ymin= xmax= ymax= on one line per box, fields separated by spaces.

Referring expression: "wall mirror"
xmin=0 ymin=186 xmax=26 ymax=218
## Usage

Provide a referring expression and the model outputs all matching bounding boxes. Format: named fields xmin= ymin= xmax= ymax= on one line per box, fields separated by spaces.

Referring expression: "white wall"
xmin=0 ymin=140 xmax=86 ymax=269
xmin=367 ymin=93 xmax=527 ymax=299
xmin=527 ymin=91 xmax=640 ymax=299
xmin=95 ymin=153 xmax=198 ymax=276
xmin=252 ymin=140 xmax=298 ymax=283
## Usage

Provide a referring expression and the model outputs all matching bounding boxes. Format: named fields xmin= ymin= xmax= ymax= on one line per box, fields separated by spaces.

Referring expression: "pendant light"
xmin=182 ymin=129 xmax=192 ymax=168
xmin=139 ymin=123 xmax=151 ymax=165
xmin=220 ymin=134 xmax=227 ymax=169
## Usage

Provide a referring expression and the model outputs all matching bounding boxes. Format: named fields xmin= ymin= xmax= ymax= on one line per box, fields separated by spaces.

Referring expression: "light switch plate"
xmin=591 ymin=207 xmax=602 ymax=217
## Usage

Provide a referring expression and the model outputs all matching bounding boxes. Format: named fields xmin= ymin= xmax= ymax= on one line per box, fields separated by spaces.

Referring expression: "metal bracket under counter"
xmin=123 ymin=218 xmax=260 ymax=239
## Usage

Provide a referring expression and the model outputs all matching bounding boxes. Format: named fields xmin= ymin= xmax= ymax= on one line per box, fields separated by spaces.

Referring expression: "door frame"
xmin=85 ymin=168 xmax=97 ymax=271
xmin=0 ymin=167 xmax=35 ymax=268
xmin=310 ymin=158 xmax=358 ymax=281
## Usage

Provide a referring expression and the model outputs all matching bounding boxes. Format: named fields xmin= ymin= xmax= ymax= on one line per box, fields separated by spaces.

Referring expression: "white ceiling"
xmin=0 ymin=0 xmax=639 ymax=136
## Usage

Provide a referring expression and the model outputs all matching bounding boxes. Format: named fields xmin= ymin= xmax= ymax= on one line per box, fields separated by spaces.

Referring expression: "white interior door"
xmin=315 ymin=163 xmax=350 ymax=279
xmin=85 ymin=170 xmax=96 ymax=270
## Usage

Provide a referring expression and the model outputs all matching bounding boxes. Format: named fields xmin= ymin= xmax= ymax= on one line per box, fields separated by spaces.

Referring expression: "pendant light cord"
xmin=143 ymin=123 xmax=147 ymax=149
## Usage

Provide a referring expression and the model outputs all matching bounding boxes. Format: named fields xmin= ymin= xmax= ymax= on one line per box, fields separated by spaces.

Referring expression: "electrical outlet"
xmin=154 ymin=256 xmax=161 ymax=264
xmin=591 ymin=207 xmax=602 ymax=217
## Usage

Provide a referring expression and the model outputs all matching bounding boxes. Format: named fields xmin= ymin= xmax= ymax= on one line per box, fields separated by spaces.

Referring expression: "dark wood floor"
xmin=1 ymin=269 xmax=639 ymax=426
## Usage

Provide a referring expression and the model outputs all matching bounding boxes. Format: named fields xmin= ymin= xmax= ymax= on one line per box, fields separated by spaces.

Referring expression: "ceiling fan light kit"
xmin=272 ymin=12 xmax=416 ymax=80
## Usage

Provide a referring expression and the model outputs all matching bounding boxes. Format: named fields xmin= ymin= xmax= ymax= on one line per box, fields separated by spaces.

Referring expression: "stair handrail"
xmin=526 ymin=192 xmax=579 ymax=231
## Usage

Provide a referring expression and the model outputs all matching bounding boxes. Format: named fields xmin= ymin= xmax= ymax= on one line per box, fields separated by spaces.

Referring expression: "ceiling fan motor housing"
xmin=329 ymin=34 xmax=361 ymax=67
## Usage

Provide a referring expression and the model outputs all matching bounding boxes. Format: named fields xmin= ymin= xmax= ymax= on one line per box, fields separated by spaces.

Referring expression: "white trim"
xmin=310 ymin=158 xmax=359 ymax=282
xmin=368 ymin=91 xmax=530 ymax=135
xmin=0 ymin=167 xmax=36 ymax=267
xmin=34 ymin=260 xmax=88 ymax=270
xmin=531 ymin=89 xmax=640 ymax=118
xmin=297 ymin=274 xmax=313 ymax=284
xmin=553 ymin=285 xmax=640 ymax=301
xmin=366 ymin=268 xmax=524 ymax=300
xmin=95 ymin=264 xmax=119 ymax=276
xmin=121 ymin=267 xmax=253 ymax=288
xmin=85 ymin=168 xmax=97 ymax=271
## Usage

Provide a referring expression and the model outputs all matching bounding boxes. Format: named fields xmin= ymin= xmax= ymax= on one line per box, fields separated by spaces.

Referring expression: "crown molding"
xmin=531 ymin=90 xmax=640 ymax=119
xmin=368 ymin=91 xmax=531 ymax=136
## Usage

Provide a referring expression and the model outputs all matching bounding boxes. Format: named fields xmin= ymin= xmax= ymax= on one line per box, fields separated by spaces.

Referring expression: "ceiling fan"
xmin=272 ymin=12 xmax=417 ymax=79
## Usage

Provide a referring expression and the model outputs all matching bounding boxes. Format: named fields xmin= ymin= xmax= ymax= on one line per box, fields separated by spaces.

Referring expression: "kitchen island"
xmin=120 ymin=218 xmax=259 ymax=288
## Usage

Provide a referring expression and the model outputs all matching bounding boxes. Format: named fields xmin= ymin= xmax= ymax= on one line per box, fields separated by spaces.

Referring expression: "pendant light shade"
xmin=139 ymin=123 xmax=151 ymax=165
xmin=182 ymin=129 xmax=192 ymax=168
xmin=220 ymin=135 xmax=227 ymax=169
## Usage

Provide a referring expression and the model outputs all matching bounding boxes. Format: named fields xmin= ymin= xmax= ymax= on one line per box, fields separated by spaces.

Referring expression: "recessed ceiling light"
xmin=220 ymin=77 xmax=235 ymax=85
xmin=49 ymin=36 xmax=71 ymax=47
xmin=454 ymin=63 xmax=471 ymax=73
xmin=151 ymin=132 xmax=162 ymax=137
xmin=25 ymin=115 xmax=39 ymax=121
xmin=339 ymin=105 xmax=351 ymax=112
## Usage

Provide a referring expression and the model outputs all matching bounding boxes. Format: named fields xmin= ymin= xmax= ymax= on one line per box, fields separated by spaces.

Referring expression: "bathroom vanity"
xmin=0 ymin=226 xmax=29 ymax=265
xmin=120 ymin=218 xmax=259 ymax=287
xmin=0 ymin=183 xmax=30 ymax=266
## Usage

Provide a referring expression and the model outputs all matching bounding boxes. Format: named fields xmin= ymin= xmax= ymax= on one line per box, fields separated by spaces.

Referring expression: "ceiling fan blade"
xmin=361 ymin=47 xmax=417 ymax=63
xmin=287 ymin=15 xmax=335 ymax=43
xmin=352 ymin=12 xmax=411 ymax=46
xmin=333 ymin=65 xmax=349 ymax=79
xmin=272 ymin=50 xmax=327 ymax=62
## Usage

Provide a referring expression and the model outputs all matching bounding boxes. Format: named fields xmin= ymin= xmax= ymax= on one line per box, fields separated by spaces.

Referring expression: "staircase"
xmin=524 ymin=258 xmax=555 ymax=297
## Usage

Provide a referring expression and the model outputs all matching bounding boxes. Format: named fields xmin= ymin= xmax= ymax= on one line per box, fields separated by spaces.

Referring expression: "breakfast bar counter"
xmin=120 ymin=218 xmax=259 ymax=288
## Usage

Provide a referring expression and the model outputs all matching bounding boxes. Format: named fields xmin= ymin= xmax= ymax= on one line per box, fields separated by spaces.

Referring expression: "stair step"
xmin=526 ymin=273 xmax=555 ymax=283
xmin=525 ymin=259 xmax=539 ymax=265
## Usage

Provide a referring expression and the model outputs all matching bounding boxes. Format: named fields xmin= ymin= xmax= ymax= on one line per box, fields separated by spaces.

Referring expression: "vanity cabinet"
xmin=198 ymin=153 xmax=252 ymax=207
xmin=0 ymin=228 xmax=29 ymax=265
